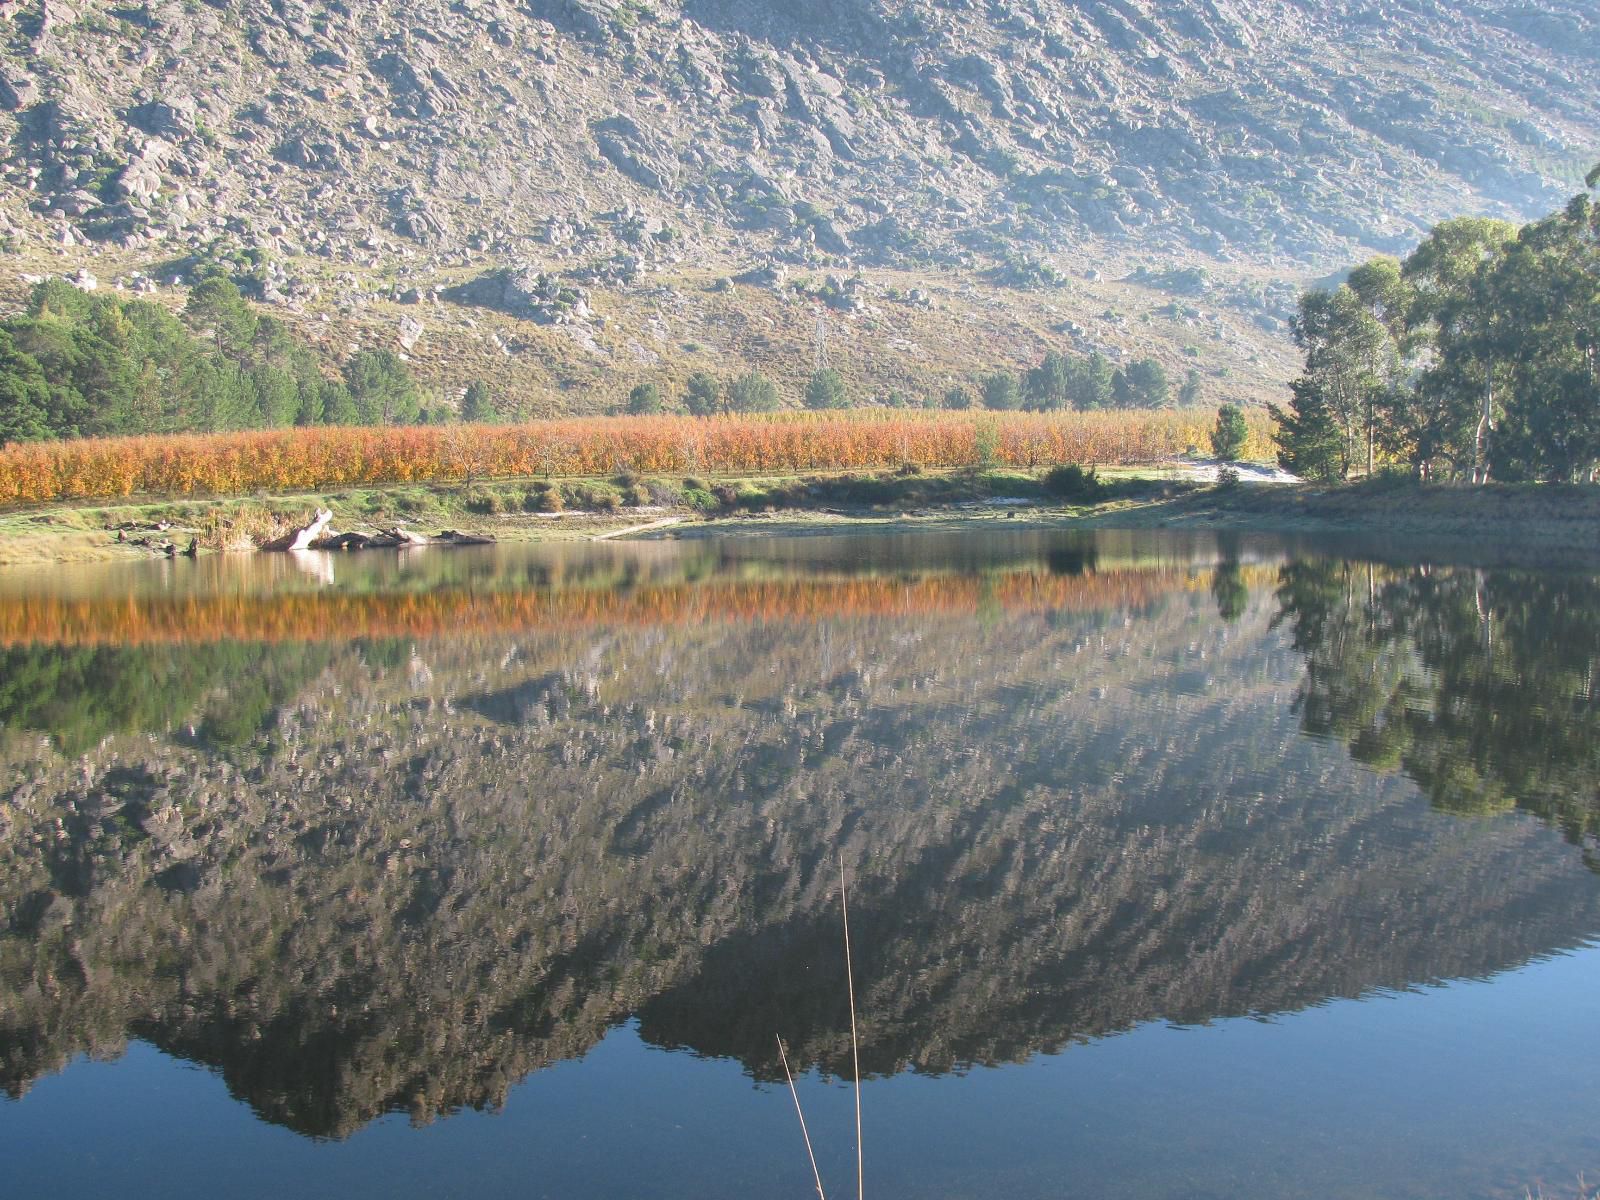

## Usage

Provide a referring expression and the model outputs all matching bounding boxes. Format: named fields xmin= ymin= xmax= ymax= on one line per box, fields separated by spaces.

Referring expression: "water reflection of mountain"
xmin=3 ymin=555 xmax=1599 ymax=1140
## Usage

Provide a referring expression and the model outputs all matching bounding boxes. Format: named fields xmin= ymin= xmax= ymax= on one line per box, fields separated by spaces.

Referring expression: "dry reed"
xmin=777 ymin=1036 xmax=828 ymax=1200
xmin=772 ymin=854 xmax=868 ymax=1200
xmin=841 ymin=854 xmax=864 ymax=1200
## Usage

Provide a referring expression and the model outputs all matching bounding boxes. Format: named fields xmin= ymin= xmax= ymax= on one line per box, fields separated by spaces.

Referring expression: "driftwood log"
xmin=265 ymin=524 xmax=494 ymax=552
xmin=260 ymin=508 xmax=334 ymax=552
xmin=260 ymin=508 xmax=494 ymax=551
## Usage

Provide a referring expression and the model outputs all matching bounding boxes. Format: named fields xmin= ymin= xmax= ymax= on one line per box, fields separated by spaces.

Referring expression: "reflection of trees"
xmin=0 ymin=643 xmax=334 ymax=754
xmin=1211 ymin=533 xmax=1249 ymax=624
xmin=1211 ymin=564 xmax=1248 ymax=623
xmin=1275 ymin=560 xmax=1600 ymax=855
xmin=2 ymin=568 xmax=1598 ymax=1140
xmin=0 ymin=567 xmax=1190 ymax=649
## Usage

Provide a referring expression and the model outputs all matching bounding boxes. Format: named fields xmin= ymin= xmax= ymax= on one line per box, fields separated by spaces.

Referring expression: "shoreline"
xmin=646 ymin=486 xmax=1600 ymax=571
xmin=4 ymin=472 xmax=1600 ymax=568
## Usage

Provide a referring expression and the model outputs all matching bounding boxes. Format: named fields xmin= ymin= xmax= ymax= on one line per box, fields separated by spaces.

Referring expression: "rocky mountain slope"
xmin=0 ymin=0 xmax=1595 ymax=412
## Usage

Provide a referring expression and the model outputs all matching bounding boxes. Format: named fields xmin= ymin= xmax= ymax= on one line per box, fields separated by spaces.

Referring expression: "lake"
xmin=2 ymin=528 xmax=1597 ymax=1199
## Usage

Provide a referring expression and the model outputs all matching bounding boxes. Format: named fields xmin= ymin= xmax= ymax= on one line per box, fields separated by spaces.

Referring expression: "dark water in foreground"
xmin=1 ymin=529 xmax=1598 ymax=1198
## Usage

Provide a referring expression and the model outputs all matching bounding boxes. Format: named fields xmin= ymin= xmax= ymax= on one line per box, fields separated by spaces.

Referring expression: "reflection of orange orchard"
xmin=0 ymin=566 xmax=1278 ymax=647
xmin=0 ymin=409 xmax=1273 ymax=505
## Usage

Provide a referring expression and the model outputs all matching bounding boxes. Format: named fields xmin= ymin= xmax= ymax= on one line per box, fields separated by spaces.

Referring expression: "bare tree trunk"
xmin=1366 ymin=401 xmax=1374 ymax=477
xmin=1473 ymin=370 xmax=1492 ymax=484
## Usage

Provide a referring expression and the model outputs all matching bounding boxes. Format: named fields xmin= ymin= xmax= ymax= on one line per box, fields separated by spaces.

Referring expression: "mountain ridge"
xmin=0 ymin=0 xmax=1594 ymax=412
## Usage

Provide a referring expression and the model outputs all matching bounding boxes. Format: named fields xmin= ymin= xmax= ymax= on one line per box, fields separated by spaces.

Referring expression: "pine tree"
xmin=980 ymin=372 xmax=1022 ymax=410
xmin=344 ymin=349 xmax=421 ymax=424
xmin=802 ymin=368 xmax=847 ymax=410
xmin=321 ymin=381 xmax=359 ymax=425
xmin=1210 ymin=403 xmax=1248 ymax=461
xmin=1069 ymin=352 xmax=1115 ymax=410
xmin=941 ymin=385 xmax=974 ymax=410
xmin=462 ymin=379 xmax=499 ymax=422
xmin=1023 ymin=351 xmax=1070 ymax=410
xmin=682 ymin=371 xmax=721 ymax=416
xmin=1121 ymin=357 xmax=1170 ymax=408
xmin=727 ymin=371 xmax=780 ymax=413
xmin=1178 ymin=368 xmax=1203 ymax=406
xmin=184 ymin=275 xmax=258 ymax=365
xmin=1269 ymin=379 xmax=1344 ymax=480
xmin=0 ymin=329 xmax=56 ymax=446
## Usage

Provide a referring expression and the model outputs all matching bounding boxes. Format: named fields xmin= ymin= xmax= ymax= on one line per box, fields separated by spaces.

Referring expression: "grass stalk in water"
xmin=774 ymin=855 xmax=866 ymax=1199
xmin=841 ymin=853 xmax=863 ymax=1200
xmin=777 ymin=1036 xmax=827 ymax=1200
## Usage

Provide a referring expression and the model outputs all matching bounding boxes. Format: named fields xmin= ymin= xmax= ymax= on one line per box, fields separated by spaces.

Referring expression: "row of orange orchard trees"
xmin=0 ymin=409 xmax=1271 ymax=506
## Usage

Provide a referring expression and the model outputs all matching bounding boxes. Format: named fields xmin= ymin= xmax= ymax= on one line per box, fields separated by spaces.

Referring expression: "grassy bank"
xmin=1076 ymin=473 xmax=1600 ymax=545
xmin=0 ymin=467 xmax=1072 ymax=564
xmin=5 ymin=468 xmax=1600 ymax=567
xmin=671 ymin=473 xmax=1600 ymax=562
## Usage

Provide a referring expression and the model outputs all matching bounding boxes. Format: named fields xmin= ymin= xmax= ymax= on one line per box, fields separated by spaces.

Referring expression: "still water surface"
xmin=1 ymin=529 xmax=1598 ymax=1198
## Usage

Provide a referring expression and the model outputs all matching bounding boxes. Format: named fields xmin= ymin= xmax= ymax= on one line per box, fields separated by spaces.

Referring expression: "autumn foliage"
xmin=0 ymin=410 xmax=1272 ymax=506
xmin=0 ymin=564 xmax=1276 ymax=648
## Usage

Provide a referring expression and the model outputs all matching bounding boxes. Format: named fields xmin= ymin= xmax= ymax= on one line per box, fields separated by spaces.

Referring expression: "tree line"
xmin=0 ymin=271 xmax=1206 ymax=448
xmin=985 ymin=350 xmax=1195 ymax=413
xmin=0 ymin=274 xmax=435 ymax=446
xmin=1273 ymin=164 xmax=1600 ymax=482
xmin=620 ymin=351 xmax=1198 ymax=418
